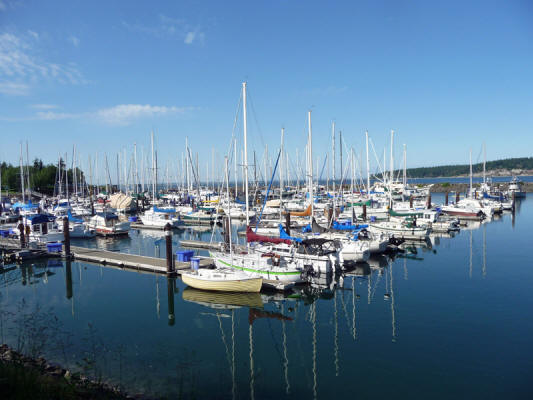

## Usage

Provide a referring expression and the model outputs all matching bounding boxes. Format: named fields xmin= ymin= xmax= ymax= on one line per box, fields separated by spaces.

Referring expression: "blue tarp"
xmin=279 ymin=224 xmax=302 ymax=243
xmin=67 ymin=210 xmax=83 ymax=224
xmin=26 ymin=214 xmax=55 ymax=225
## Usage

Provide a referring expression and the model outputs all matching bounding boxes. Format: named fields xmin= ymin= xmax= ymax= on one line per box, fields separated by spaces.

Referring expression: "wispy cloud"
xmin=30 ymin=103 xmax=60 ymax=110
xmin=96 ymin=104 xmax=192 ymax=125
xmin=122 ymin=14 xmax=205 ymax=45
xmin=0 ymin=103 xmax=194 ymax=125
xmin=68 ymin=35 xmax=79 ymax=47
xmin=0 ymin=81 xmax=29 ymax=95
xmin=0 ymin=31 xmax=86 ymax=96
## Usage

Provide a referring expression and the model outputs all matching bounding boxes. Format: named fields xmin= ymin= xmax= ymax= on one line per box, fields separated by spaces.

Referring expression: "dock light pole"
xmin=165 ymin=223 xmax=174 ymax=275
xmin=63 ymin=217 xmax=71 ymax=258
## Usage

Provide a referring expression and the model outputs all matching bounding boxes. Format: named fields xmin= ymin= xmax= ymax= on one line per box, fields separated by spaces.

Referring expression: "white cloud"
xmin=0 ymin=81 xmax=29 ymax=95
xmin=35 ymin=111 xmax=79 ymax=120
xmin=122 ymin=15 xmax=205 ymax=44
xmin=0 ymin=31 xmax=86 ymax=96
xmin=184 ymin=32 xmax=196 ymax=45
xmin=68 ymin=35 xmax=80 ymax=47
xmin=27 ymin=30 xmax=39 ymax=40
xmin=30 ymin=103 xmax=59 ymax=110
xmin=96 ymin=104 xmax=190 ymax=125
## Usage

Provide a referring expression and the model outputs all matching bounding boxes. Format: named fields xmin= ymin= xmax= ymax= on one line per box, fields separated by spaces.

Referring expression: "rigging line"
xmin=369 ymin=138 xmax=385 ymax=182
xmin=217 ymin=313 xmax=233 ymax=376
xmin=245 ymin=88 xmax=266 ymax=149
xmin=266 ymin=317 xmax=284 ymax=364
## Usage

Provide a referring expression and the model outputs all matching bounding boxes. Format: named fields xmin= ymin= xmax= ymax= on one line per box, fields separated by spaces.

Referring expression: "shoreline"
xmin=0 ymin=344 xmax=135 ymax=400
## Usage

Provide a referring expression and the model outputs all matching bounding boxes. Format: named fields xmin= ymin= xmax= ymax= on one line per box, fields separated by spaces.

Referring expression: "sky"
xmin=1 ymin=0 xmax=532 ymax=183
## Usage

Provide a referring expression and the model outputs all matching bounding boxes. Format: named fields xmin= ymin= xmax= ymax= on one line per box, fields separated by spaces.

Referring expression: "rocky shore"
xmin=0 ymin=344 xmax=134 ymax=400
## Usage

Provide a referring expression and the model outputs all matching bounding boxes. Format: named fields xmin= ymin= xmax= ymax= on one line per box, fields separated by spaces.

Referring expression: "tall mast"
xmin=365 ymin=131 xmax=370 ymax=195
xmin=403 ymin=144 xmax=407 ymax=188
xmin=483 ymin=142 xmax=486 ymax=186
xmin=234 ymin=137 xmax=238 ymax=199
xmin=308 ymin=111 xmax=314 ymax=218
xmin=280 ymin=128 xmax=284 ymax=193
xmin=389 ymin=130 xmax=394 ymax=206
xmin=25 ymin=141 xmax=30 ymax=193
xmin=242 ymin=82 xmax=250 ymax=226
xmin=469 ymin=148 xmax=473 ymax=198
xmin=151 ymin=131 xmax=156 ymax=199
xmin=134 ymin=143 xmax=138 ymax=194
xmin=332 ymin=122 xmax=336 ymax=196
xmin=339 ymin=130 xmax=343 ymax=199
xmin=20 ymin=143 xmax=25 ymax=203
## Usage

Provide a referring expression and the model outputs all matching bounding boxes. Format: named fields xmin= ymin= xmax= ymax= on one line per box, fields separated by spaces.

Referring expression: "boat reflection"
xmin=182 ymin=286 xmax=264 ymax=309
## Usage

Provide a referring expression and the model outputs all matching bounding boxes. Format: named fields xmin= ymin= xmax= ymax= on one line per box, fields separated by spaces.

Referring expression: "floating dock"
xmin=179 ymin=240 xmax=222 ymax=250
xmin=71 ymin=246 xmax=214 ymax=274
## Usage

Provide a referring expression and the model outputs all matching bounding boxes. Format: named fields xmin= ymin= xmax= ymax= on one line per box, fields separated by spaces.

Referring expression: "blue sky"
xmin=1 ymin=0 xmax=532 ymax=182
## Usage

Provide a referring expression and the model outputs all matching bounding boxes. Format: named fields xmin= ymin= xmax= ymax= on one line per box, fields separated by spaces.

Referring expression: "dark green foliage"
xmin=0 ymin=159 xmax=85 ymax=195
xmin=404 ymin=157 xmax=533 ymax=178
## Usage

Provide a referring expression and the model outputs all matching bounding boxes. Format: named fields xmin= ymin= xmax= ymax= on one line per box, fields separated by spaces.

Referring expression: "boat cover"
xmin=246 ymin=226 xmax=292 ymax=244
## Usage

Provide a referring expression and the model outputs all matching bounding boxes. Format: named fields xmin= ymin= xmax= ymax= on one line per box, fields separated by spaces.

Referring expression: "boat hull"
xmin=181 ymin=273 xmax=262 ymax=293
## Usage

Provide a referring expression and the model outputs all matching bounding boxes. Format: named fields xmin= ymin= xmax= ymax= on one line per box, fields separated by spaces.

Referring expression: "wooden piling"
xmin=167 ymin=277 xmax=175 ymax=326
xmin=18 ymin=217 xmax=25 ymax=249
xmin=165 ymin=223 xmax=174 ymax=275
xmin=456 ymin=192 xmax=460 ymax=203
xmin=63 ymin=217 xmax=70 ymax=257
xmin=362 ymin=204 xmax=367 ymax=221
xmin=409 ymin=196 xmax=413 ymax=208
xmin=445 ymin=192 xmax=449 ymax=206
xmin=65 ymin=259 xmax=73 ymax=299
xmin=285 ymin=212 xmax=291 ymax=236
xmin=427 ymin=194 xmax=432 ymax=209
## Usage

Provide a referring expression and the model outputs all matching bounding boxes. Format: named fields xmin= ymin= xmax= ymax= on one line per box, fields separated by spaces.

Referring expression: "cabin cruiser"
xmin=88 ymin=212 xmax=130 ymax=236
xmin=12 ymin=214 xmax=64 ymax=244
xmin=507 ymin=176 xmax=526 ymax=199
xmin=140 ymin=206 xmax=183 ymax=228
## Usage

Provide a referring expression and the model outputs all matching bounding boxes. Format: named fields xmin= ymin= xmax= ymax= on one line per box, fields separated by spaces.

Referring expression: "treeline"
xmin=404 ymin=157 xmax=533 ymax=178
xmin=0 ymin=159 xmax=85 ymax=195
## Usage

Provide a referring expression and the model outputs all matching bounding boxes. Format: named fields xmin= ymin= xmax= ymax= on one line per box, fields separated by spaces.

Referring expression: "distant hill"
xmin=403 ymin=157 xmax=533 ymax=178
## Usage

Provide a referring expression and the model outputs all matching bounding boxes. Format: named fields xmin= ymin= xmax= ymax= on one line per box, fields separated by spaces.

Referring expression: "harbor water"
xmin=0 ymin=194 xmax=532 ymax=399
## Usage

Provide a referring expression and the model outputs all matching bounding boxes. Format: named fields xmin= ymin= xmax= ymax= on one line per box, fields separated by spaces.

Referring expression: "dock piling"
xmin=285 ymin=213 xmax=291 ymax=236
xmin=362 ymin=204 xmax=367 ymax=221
xmin=445 ymin=192 xmax=449 ymax=206
xmin=18 ymin=217 xmax=25 ymax=248
xmin=165 ymin=223 xmax=174 ymax=275
xmin=65 ymin=259 xmax=73 ymax=299
xmin=63 ymin=217 xmax=71 ymax=258
xmin=456 ymin=192 xmax=460 ymax=203
xmin=167 ymin=277 xmax=175 ymax=326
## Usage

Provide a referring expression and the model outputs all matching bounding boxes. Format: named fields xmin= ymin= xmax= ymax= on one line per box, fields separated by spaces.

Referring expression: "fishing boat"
xmin=181 ymin=268 xmax=263 ymax=293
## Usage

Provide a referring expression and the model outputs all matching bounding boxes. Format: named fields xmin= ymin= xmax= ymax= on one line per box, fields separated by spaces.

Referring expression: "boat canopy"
xmin=96 ymin=212 xmax=118 ymax=220
xmin=153 ymin=206 xmax=176 ymax=213
xmin=279 ymin=224 xmax=302 ymax=243
xmin=26 ymin=214 xmax=55 ymax=225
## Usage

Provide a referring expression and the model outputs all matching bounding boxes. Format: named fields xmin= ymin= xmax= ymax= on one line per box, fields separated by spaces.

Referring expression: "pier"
xmin=70 ymin=246 xmax=214 ymax=274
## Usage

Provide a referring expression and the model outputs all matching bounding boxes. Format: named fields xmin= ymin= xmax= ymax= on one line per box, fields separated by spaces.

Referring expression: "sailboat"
xmin=210 ymin=82 xmax=305 ymax=284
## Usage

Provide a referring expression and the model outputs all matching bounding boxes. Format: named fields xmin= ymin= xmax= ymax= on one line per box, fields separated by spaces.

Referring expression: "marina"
xmin=1 ymin=2 xmax=532 ymax=398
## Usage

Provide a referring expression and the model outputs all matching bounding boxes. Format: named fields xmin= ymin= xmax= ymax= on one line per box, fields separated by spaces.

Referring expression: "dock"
xmin=179 ymin=240 xmax=222 ymax=250
xmin=71 ymin=246 xmax=214 ymax=274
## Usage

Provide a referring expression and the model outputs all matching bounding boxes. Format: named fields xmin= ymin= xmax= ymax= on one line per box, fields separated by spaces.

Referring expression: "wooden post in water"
xmin=63 ymin=217 xmax=70 ymax=258
xmin=165 ymin=223 xmax=174 ymax=275
xmin=512 ymin=191 xmax=516 ymax=211
xmin=285 ymin=212 xmax=291 ymax=236
xmin=362 ymin=204 xmax=367 ymax=221
xmin=426 ymin=194 xmax=432 ymax=209
xmin=455 ymin=192 xmax=460 ymax=203
xmin=18 ymin=217 xmax=25 ymax=249
xmin=445 ymin=192 xmax=449 ymax=206
xmin=65 ymin=259 xmax=73 ymax=299
xmin=167 ymin=277 xmax=175 ymax=326
xmin=409 ymin=196 xmax=413 ymax=208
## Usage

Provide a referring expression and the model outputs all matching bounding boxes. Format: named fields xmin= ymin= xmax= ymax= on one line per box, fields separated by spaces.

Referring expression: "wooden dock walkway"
xmin=71 ymin=246 xmax=214 ymax=274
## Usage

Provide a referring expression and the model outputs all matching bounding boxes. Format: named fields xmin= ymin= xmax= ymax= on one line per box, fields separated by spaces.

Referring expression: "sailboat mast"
xmin=243 ymin=82 xmax=250 ymax=226
xmin=366 ymin=130 xmax=370 ymax=195
xmin=20 ymin=143 xmax=25 ymax=203
xmin=389 ymin=130 xmax=394 ymax=206
xmin=469 ymin=148 xmax=473 ymax=198
xmin=332 ymin=122 xmax=336 ymax=196
xmin=308 ymin=111 xmax=314 ymax=218
xmin=483 ymin=142 xmax=486 ymax=186
xmin=403 ymin=144 xmax=407 ymax=188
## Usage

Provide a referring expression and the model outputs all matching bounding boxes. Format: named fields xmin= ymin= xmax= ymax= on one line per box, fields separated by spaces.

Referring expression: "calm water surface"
xmin=1 ymin=195 xmax=532 ymax=399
